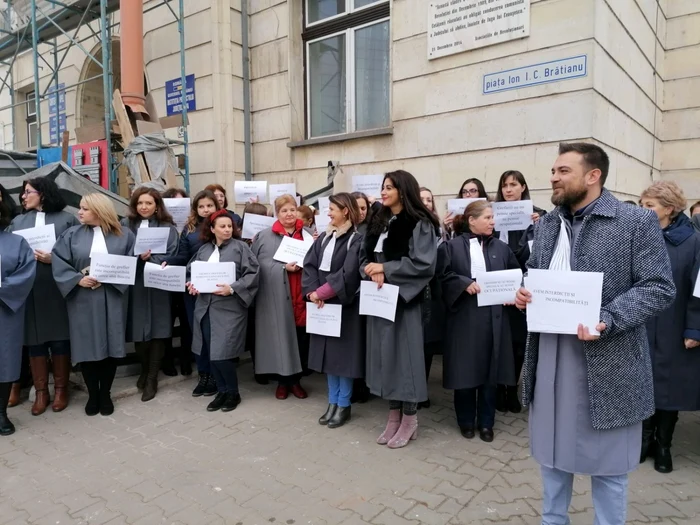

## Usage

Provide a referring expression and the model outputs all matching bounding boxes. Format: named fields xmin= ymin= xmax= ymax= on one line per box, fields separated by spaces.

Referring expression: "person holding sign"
xmin=443 ymin=178 xmax=489 ymax=238
xmin=302 ymin=193 xmax=364 ymax=429
xmin=52 ymin=194 xmax=135 ymax=417
xmin=205 ymin=184 xmax=242 ymax=229
xmin=640 ymin=181 xmax=700 ymax=474
xmin=515 ymin=143 xmax=675 ymax=525
xmin=352 ymin=192 xmax=381 ymax=237
xmin=164 ymin=190 xmax=221 ymax=398
xmin=7 ymin=177 xmax=78 ymax=415
xmin=437 ymin=200 xmax=520 ymax=443
xmin=252 ymin=195 xmax=314 ymax=401
xmin=493 ymin=170 xmax=546 ymax=415
xmin=187 ymin=210 xmax=259 ymax=413
xmin=361 ymin=171 xmax=440 ymax=449
xmin=121 ymin=188 xmax=180 ymax=402
xmin=0 ymin=195 xmax=36 ymax=436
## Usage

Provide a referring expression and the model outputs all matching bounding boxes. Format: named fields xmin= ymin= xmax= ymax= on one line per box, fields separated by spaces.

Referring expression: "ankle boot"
xmin=387 ymin=414 xmax=418 ymax=449
xmin=654 ymin=410 xmax=678 ymax=474
xmin=319 ymin=404 xmax=337 ymax=425
xmin=51 ymin=354 xmax=71 ymax=412
xmin=161 ymin=339 xmax=178 ymax=377
xmin=7 ymin=382 xmax=21 ymax=407
xmin=98 ymin=359 xmax=116 ymax=416
xmin=192 ymin=373 xmax=209 ymax=397
xmin=328 ymin=406 xmax=351 ymax=429
xmin=0 ymin=382 xmax=15 ymax=436
xmin=142 ymin=341 xmax=164 ymax=402
xmin=30 ymin=356 xmax=50 ymax=416
xmin=135 ymin=343 xmax=148 ymax=391
xmin=179 ymin=346 xmax=193 ymax=376
xmin=640 ymin=415 xmax=656 ymax=463
xmin=81 ymin=363 xmax=100 ymax=416
xmin=506 ymin=385 xmax=521 ymax=413
xmin=377 ymin=409 xmax=402 ymax=445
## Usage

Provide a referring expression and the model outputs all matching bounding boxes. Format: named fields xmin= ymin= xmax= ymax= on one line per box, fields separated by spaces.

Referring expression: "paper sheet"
xmin=190 ymin=261 xmax=236 ymax=294
xmin=143 ymin=262 xmax=186 ymax=292
xmin=359 ymin=281 xmax=400 ymax=322
xmin=89 ymin=253 xmax=138 ymax=285
xmin=134 ymin=227 xmax=171 ymax=255
xmin=306 ymin=303 xmax=343 ymax=337
xmin=273 ymin=236 xmax=314 ymax=267
xmin=13 ymin=224 xmax=56 ymax=252
xmin=474 ymin=269 xmax=523 ymax=307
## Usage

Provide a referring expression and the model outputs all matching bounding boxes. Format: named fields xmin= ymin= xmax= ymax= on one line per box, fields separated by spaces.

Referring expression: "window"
xmin=304 ymin=1 xmax=390 ymax=139
xmin=26 ymin=91 xmax=37 ymax=148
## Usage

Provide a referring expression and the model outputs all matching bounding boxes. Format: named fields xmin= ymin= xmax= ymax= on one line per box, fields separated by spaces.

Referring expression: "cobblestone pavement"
xmin=2 ymin=361 xmax=699 ymax=525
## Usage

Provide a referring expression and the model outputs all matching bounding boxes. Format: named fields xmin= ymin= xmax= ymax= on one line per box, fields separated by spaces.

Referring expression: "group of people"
xmin=0 ymin=141 xmax=698 ymax=525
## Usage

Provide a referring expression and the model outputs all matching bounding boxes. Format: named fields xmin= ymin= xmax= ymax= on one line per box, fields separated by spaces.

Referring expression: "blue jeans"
xmin=327 ymin=375 xmax=353 ymax=408
xmin=454 ymin=385 xmax=496 ymax=429
xmin=541 ymin=465 xmax=628 ymax=525
xmin=28 ymin=340 xmax=71 ymax=358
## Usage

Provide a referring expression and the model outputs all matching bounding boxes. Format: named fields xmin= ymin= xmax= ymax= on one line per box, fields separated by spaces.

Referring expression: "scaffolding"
xmin=0 ymin=0 xmax=191 ymax=193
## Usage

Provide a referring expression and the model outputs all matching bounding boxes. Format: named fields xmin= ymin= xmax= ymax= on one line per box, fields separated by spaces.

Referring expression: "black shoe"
xmin=180 ymin=359 xmax=193 ymax=376
xmin=640 ymin=438 xmax=656 ymax=463
xmin=254 ymin=374 xmax=269 ymax=385
xmin=203 ymin=375 xmax=218 ymax=396
xmin=479 ymin=428 xmax=494 ymax=443
xmin=206 ymin=392 xmax=227 ymax=412
xmin=161 ymin=357 xmax=178 ymax=377
xmin=506 ymin=387 xmax=521 ymax=413
xmin=0 ymin=414 xmax=15 ymax=436
xmin=85 ymin=396 xmax=100 ymax=416
xmin=192 ymin=374 xmax=209 ymax=397
xmin=221 ymin=393 xmax=241 ymax=412
xmin=319 ymin=404 xmax=338 ymax=425
xmin=654 ymin=446 xmax=673 ymax=473
xmin=460 ymin=427 xmax=475 ymax=439
xmin=100 ymin=394 xmax=114 ymax=416
xmin=328 ymin=406 xmax=351 ymax=428
xmin=418 ymin=399 xmax=431 ymax=410
xmin=496 ymin=385 xmax=508 ymax=413
xmin=351 ymin=382 xmax=370 ymax=404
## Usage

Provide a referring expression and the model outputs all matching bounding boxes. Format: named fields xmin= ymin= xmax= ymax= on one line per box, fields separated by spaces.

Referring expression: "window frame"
xmin=26 ymin=91 xmax=37 ymax=148
xmin=305 ymin=0 xmax=386 ymax=29
xmin=303 ymin=0 xmax=390 ymax=140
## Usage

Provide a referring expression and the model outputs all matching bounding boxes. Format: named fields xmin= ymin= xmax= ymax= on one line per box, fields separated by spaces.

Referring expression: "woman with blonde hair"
xmin=52 ymin=193 xmax=135 ymax=417
xmin=641 ymin=181 xmax=700 ymax=474
xmin=252 ymin=194 xmax=314 ymax=400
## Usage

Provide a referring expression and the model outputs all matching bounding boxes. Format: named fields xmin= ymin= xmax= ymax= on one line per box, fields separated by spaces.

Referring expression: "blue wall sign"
xmin=49 ymin=114 xmax=66 ymax=144
xmin=165 ymin=74 xmax=196 ymax=116
xmin=48 ymin=83 xmax=66 ymax=115
xmin=483 ymin=55 xmax=588 ymax=95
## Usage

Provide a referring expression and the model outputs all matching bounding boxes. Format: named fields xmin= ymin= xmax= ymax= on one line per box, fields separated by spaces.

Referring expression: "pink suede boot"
xmin=387 ymin=414 xmax=418 ymax=449
xmin=377 ymin=409 xmax=402 ymax=445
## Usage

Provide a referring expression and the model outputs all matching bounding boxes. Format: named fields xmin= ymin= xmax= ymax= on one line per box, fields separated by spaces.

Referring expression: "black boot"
xmin=99 ymin=359 xmax=116 ymax=416
xmin=203 ymin=374 xmax=218 ymax=396
xmin=161 ymin=339 xmax=178 ymax=377
xmin=179 ymin=346 xmax=193 ymax=376
xmin=328 ymin=406 xmax=351 ymax=428
xmin=192 ymin=373 xmax=209 ymax=397
xmin=506 ymin=385 xmax=521 ymax=413
xmin=318 ymin=404 xmax=337 ymax=425
xmin=135 ymin=342 xmax=148 ymax=391
xmin=206 ymin=392 xmax=227 ymax=412
xmin=496 ymin=385 xmax=508 ymax=413
xmin=221 ymin=393 xmax=241 ymax=412
xmin=654 ymin=410 xmax=678 ymax=474
xmin=142 ymin=341 xmax=164 ymax=402
xmin=0 ymin=382 xmax=16 ymax=436
xmin=640 ymin=415 xmax=656 ymax=463
xmin=81 ymin=362 xmax=100 ymax=416
xmin=351 ymin=379 xmax=370 ymax=404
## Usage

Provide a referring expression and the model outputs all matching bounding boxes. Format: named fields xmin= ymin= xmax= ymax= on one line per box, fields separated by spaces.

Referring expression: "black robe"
xmin=438 ymin=234 xmax=520 ymax=390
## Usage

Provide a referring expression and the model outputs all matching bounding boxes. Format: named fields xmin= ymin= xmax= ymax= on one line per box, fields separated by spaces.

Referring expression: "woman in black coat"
xmin=640 ymin=181 xmax=700 ymax=474
xmin=438 ymin=200 xmax=520 ymax=443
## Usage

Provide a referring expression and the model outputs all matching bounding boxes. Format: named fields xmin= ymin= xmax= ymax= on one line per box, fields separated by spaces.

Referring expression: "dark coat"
xmin=167 ymin=221 xmax=206 ymax=267
xmin=521 ymin=190 xmax=676 ymax=430
xmin=302 ymin=229 xmax=364 ymax=379
xmin=646 ymin=213 xmax=700 ymax=411
xmin=438 ymin=234 xmax=519 ymax=389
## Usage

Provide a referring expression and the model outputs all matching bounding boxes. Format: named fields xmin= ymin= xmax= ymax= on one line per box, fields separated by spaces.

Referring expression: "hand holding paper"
xmin=474 ymin=269 xmax=522 ymax=306
xmin=134 ymin=227 xmax=171 ymax=255
xmin=359 ymin=281 xmax=399 ymax=322
xmin=273 ymin=236 xmax=314 ymax=267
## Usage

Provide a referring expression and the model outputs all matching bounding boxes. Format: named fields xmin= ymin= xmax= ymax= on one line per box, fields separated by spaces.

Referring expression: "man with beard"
xmin=515 ymin=142 xmax=676 ymax=525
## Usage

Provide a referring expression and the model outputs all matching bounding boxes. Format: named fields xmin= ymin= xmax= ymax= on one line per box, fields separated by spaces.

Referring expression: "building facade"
xmin=1 ymin=0 xmax=698 ymax=211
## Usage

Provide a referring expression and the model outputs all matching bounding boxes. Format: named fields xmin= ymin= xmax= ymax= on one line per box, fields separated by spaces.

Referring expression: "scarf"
xmin=207 ymin=244 xmax=220 ymax=263
xmin=35 ymin=211 xmax=46 ymax=227
xmin=319 ymin=220 xmax=353 ymax=272
xmin=469 ymin=235 xmax=487 ymax=276
xmin=140 ymin=219 xmax=149 ymax=229
xmin=90 ymin=226 xmax=109 ymax=257
xmin=549 ymin=216 xmax=572 ymax=271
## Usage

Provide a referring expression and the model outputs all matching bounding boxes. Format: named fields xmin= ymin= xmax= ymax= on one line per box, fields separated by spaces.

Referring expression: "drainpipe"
xmin=120 ymin=0 xmax=148 ymax=115
xmin=241 ymin=0 xmax=252 ymax=181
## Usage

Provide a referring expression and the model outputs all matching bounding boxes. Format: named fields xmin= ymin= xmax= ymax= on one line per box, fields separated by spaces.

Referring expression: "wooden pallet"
xmin=112 ymin=88 xmax=151 ymax=183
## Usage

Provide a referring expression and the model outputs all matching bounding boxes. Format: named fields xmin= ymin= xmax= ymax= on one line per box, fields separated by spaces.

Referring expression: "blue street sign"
xmin=48 ymin=83 xmax=66 ymax=115
xmin=49 ymin=113 xmax=67 ymax=144
xmin=165 ymin=74 xmax=196 ymax=116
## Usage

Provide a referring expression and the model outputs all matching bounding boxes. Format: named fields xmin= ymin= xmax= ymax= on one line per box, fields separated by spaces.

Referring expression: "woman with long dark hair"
xmin=164 ymin=190 xmax=220 ymax=397
xmin=444 ymin=178 xmax=489 ymax=236
xmin=361 ymin=170 xmax=439 ymax=448
xmin=204 ymin=184 xmax=242 ymax=228
xmin=121 ymin=187 xmax=179 ymax=402
xmin=187 ymin=210 xmax=259 ymax=412
xmin=0 ymin=183 xmax=19 ymax=219
xmin=7 ymin=177 xmax=78 ymax=415
xmin=353 ymin=192 xmax=381 ymax=236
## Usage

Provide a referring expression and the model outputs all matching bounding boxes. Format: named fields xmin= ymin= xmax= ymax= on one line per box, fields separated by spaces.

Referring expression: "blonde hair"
xmin=640 ymin=181 xmax=687 ymax=218
xmin=81 ymin=193 xmax=122 ymax=235
xmin=274 ymin=194 xmax=297 ymax=214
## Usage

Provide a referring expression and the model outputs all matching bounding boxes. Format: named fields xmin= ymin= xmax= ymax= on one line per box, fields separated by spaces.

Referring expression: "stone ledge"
xmin=287 ymin=127 xmax=394 ymax=148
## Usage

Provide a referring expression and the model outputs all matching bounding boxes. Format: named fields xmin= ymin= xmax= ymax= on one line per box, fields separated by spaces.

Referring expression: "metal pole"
xmin=53 ymin=39 xmax=60 ymax=146
xmin=242 ymin=0 xmax=252 ymax=181
xmin=31 ymin=0 xmax=43 ymax=148
xmin=100 ymin=0 xmax=115 ymax=192
xmin=178 ymin=0 xmax=189 ymax=193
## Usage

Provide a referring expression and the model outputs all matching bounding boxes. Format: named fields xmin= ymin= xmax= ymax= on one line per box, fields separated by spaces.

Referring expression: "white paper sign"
xmin=474 ymin=269 xmax=523 ymax=307
xmin=13 ymin=224 xmax=56 ymax=252
xmin=318 ymin=197 xmax=330 ymax=213
xmin=359 ymin=281 xmax=400 ymax=322
xmin=134 ymin=227 xmax=171 ymax=255
xmin=428 ymin=0 xmax=531 ymax=60
xmin=191 ymin=261 xmax=236 ymax=294
xmin=90 ymin=253 xmax=137 ymax=285
xmin=234 ymin=181 xmax=268 ymax=204
xmin=493 ymin=200 xmax=534 ymax=232
xmin=143 ymin=262 xmax=186 ymax=292
xmin=447 ymin=198 xmax=486 ymax=215
xmin=163 ymin=198 xmax=190 ymax=233
xmin=315 ymin=212 xmax=331 ymax=232
xmin=352 ymin=175 xmax=384 ymax=199
xmin=273 ymin=236 xmax=314 ymax=267
xmin=306 ymin=303 xmax=343 ymax=337
xmin=269 ymin=183 xmax=296 ymax=203
xmin=524 ymin=269 xmax=604 ymax=336
xmin=241 ymin=214 xmax=275 ymax=240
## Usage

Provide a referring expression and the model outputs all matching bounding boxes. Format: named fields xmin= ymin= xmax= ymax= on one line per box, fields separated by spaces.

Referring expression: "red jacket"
xmin=272 ymin=219 xmax=307 ymax=327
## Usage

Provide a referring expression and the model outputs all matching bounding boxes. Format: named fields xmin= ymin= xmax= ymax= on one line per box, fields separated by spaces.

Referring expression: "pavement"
xmin=1 ymin=358 xmax=699 ymax=525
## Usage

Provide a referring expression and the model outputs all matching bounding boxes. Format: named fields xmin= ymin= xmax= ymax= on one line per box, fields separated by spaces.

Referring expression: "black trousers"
xmin=80 ymin=358 xmax=117 ymax=397
xmin=454 ymin=385 xmax=497 ymax=429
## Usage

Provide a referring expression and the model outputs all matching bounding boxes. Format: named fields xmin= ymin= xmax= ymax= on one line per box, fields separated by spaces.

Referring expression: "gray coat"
xmin=251 ymin=227 xmax=313 ymax=376
xmin=521 ymin=190 xmax=676 ymax=430
xmin=302 ymin=230 xmax=364 ymax=379
xmin=360 ymin=219 xmax=437 ymax=403
xmin=438 ymin=234 xmax=519 ymax=390
xmin=0 ymin=232 xmax=36 ymax=382
xmin=121 ymin=218 xmax=179 ymax=342
xmin=189 ymin=239 xmax=259 ymax=361
xmin=7 ymin=210 xmax=78 ymax=345
xmin=52 ymin=225 xmax=135 ymax=364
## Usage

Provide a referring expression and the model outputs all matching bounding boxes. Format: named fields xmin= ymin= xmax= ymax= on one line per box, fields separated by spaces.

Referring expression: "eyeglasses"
xmin=461 ymin=188 xmax=480 ymax=196
xmin=22 ymin=190 xmax=40 ymax=196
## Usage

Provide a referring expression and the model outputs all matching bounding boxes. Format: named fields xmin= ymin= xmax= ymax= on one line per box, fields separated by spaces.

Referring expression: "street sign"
xmin=165 ymin=74 xmax=196 ymax=116
xmin=48 ymin=83 xmax=66 ymax=115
